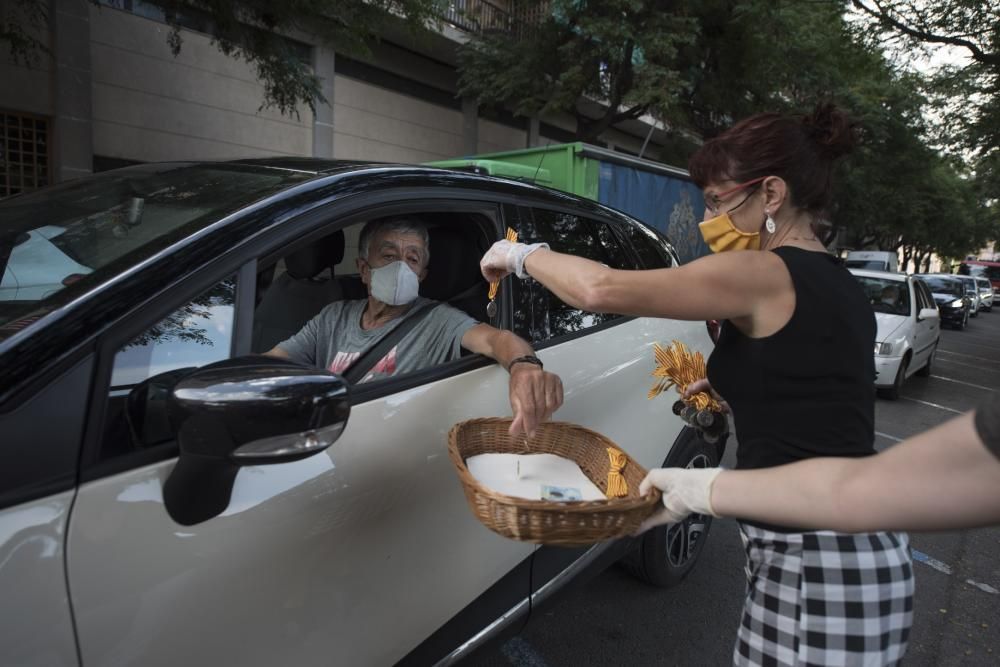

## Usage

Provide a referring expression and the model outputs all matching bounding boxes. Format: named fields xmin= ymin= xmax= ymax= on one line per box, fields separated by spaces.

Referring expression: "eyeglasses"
xmin=702 ymin=176 xmax=768 ymax=214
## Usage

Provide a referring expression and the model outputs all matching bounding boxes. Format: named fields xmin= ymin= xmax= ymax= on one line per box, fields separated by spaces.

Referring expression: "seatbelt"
xmin=342 ymin=301 xmax=441 ymax=384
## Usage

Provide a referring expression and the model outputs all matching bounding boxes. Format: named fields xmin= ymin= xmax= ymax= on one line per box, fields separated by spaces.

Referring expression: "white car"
xmin=849 ymin=269 xmax=941 ymax=399
xmin=0 ymin=225 xmax=93 ymax=301
xmin=0 ymin=161 xmax=721 ymax=666
xmin=975 ymin=276 xmax=994 ymax=312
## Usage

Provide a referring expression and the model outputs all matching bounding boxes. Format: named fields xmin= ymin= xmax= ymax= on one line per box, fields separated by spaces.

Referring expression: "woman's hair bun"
xmin=801 ymin=103 xmax=856 ymax=160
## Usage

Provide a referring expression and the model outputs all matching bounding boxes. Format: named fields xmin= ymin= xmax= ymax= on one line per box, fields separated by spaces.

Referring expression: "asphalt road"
xmin=478 ymin=306 xmax=1000 ymax=666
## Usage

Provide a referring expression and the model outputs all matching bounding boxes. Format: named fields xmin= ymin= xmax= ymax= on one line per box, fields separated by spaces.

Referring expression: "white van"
xmin=845 ymin=250 xmax=899 ymax=273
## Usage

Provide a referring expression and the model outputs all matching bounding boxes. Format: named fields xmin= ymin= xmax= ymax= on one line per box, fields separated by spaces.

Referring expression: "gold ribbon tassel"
xmin=647 ymin=340 xmax=721 ymax=412
xmin=488 ymin=228 xmax=519 ymax=301
xmin=606 ymin=447 xmax=629 ymax=498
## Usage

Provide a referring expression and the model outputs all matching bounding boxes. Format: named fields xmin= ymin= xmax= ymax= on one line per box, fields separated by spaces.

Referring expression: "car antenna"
xmin=531 ymin=141 xmax=551 ymax=184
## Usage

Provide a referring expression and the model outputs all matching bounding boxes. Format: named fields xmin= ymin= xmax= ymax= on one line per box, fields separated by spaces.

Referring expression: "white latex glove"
xmin=481 ymin=239 xmax=550 ymax=281
xmin=635 ymin=467 xmax=722 ymax=535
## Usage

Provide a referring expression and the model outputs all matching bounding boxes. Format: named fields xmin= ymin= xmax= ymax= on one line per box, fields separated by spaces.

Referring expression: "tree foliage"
xmin=458 ymin=0 xmax=697 ymax=143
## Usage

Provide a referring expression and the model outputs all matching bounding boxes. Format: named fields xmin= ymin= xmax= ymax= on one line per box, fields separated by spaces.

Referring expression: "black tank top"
xmin=707 ymin=247 xmax=877 ymax=480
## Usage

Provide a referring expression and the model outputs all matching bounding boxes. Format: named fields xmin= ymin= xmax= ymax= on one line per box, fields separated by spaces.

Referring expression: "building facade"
xmin=0 ymin=0 xmax=670 ymax=197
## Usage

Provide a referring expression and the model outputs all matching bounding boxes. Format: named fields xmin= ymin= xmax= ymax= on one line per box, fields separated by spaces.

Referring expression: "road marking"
xmin=899 ymin=397 xmax=964 ymax=414
xmin=936 ymin=357 xmax=1000 ymax=373
xmin=966 ymin=579 xmax=999 ymax=595
xmin=930 ymin=375 xmax=997 ymax=392
xmin=937 ymin=349 xmax=1000 ymax=365
xmin=502 ymin=637 xmax=550 ymax=667
xmin=911 ymin=549 xmax=953 ymax=574
xmin=911 ymin=550 xmax=999 ymax=595
xmin=875 ymin=431 xmax=903 ymax=443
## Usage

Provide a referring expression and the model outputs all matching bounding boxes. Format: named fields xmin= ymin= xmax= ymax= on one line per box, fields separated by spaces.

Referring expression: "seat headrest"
xmin=285 ymin=230 xmax=346 ymax=280
xmin=421 ymin=227 xmax=477 ymax=301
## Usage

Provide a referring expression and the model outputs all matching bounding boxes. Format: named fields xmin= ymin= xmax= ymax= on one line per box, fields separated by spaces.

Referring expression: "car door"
xmin=64 ymin=204 xmax=535 ymax=667
xmin=911 ymin=279 xmax=938 ymax=370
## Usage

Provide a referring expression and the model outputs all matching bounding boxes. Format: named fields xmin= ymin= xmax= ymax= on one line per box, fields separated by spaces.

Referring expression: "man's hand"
xmin=508 ymin=364 xmax=563 ymax=437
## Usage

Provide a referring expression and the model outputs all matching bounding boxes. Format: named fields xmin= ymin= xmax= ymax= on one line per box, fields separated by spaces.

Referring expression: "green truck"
xmin=429 ymin=142 xmax=708 ymax=263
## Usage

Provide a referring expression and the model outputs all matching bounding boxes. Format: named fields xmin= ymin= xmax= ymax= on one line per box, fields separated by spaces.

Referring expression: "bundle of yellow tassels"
xmin=647 ymin=340 xmax=720 ymax=411
xmin=605 ymin=447 xmax=629 ymax=498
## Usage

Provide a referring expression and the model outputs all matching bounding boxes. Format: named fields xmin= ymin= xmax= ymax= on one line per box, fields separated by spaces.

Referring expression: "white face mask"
xmin=369 ymin=260 xmax=420 ymax=305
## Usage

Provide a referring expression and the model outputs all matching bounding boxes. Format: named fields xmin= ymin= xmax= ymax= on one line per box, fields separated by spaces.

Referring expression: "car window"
xmin=620 ymin=222 xmax=676 ymax=268
xmin=845 ymin=260 xmax=888 ymax=271
xmin=852 ymin=275 xmax=910 ymax=316
xmin=0 ymin=164 xmax=310 ymax=338
xmin=914 ymin=281 xmax=931 ymax=311
xmin=506 ymin=205 xmax=628 ymax=344
xmin=923 ymin=277 xmax=962 ymax=296
xmin=100 ymin=277 xmax=236 ymax=460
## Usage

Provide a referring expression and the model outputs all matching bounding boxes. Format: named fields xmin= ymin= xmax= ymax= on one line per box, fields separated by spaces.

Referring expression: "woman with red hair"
xmin=481 ymin=105 xmax=913 ymax=666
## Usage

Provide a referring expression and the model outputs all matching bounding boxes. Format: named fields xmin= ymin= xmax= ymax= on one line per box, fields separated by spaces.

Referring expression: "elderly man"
xmin=266 ymin=217 xmax=562 ymax=436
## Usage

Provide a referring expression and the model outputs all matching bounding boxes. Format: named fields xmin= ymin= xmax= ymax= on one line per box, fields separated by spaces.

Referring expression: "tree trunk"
xmin=922 ymin=254 xmax=932 ymax=273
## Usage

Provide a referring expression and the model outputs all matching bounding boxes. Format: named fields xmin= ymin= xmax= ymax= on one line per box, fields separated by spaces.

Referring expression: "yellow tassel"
xmin=488 ymin=228 xmax=519 ymax=301
xmin=606 ymin=447 xmax=628 ymax=498
xmin=647 ymin=340 xmax=721 ymax=412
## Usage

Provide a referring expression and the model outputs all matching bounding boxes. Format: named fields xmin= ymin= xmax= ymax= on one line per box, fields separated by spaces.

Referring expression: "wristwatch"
xmin=507 ymin=355 xmax=543 ymax=372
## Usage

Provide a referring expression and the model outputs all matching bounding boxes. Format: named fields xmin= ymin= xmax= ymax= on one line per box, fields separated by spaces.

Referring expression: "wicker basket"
xmin=448 ymin=418 xmax=661 ymax=546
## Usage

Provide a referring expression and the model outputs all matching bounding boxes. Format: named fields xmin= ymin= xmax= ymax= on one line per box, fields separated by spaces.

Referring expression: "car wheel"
xmin=620 ymin=428 xmax=718 ymax=588
xmin=915 ymin=342 xmax=936 ymax=377
xmin=877 ymin=354 xmax=909 ymax=400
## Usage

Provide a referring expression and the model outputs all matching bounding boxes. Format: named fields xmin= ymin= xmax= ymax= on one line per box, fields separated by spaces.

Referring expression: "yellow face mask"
xmin=698 ymin=211 xmax=761 ymax=253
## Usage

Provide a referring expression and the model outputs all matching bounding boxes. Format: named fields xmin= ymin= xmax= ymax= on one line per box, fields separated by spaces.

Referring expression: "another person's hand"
xmin=635 ymin=467 xmax=722 ymax=534
xmin=508 ymin=364 xmax=563 ymax=437
xmin=683 ymin=377 xmax=730 ymax=414
xmin=481 ymin=240 xmax=550 ymax=282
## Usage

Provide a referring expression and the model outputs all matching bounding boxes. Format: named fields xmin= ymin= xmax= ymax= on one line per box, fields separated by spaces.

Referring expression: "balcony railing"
xmin=441 ymin=1 xmax=549 ymax=38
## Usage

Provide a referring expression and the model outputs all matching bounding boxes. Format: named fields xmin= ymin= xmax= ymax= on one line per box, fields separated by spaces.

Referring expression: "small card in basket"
xmin=541 ymin=485 xmax=582 ymax=502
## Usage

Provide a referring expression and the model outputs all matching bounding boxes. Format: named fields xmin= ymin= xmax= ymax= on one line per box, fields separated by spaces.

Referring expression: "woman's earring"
xmin=765 ymin=212 xmax=776 ymax=234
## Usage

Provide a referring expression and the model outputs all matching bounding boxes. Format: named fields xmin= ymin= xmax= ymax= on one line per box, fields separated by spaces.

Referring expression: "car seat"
xmin=252 ymin=231 xmax=345 ymax=352
xmin=420 ymin=226 xmax=489 ymax=322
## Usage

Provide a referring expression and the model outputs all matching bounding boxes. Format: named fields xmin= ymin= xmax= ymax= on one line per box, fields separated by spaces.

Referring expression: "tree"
xmin=848 ymin=1 xmax=1000 ymax=199
xmin=457 ymin=0 xmax=697 ymax=143
xmin=1 ymin=0 xmax=445 ymax=117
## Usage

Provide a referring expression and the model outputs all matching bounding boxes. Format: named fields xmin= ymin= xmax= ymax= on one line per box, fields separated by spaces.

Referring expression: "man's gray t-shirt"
xmin=277 ymin=297 xmax=478 ymax=382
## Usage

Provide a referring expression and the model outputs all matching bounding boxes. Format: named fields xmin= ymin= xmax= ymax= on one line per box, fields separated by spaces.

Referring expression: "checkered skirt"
xmin=734 ymin=523 xmax=914 ymax=667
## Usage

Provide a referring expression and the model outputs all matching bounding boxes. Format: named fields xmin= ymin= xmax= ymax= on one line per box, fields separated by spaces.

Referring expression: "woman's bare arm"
xmin=711 ymin=412 xmax=1000 ymax=532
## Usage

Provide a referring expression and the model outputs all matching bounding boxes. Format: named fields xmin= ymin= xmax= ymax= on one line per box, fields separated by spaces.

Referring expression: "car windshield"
xmin=853 ymin=275 xmax=910 ymax=315
xmin=0 ymin=163 xmax=312 ymax=332
xmin=923 ymin=277 xmax=962 ymax=296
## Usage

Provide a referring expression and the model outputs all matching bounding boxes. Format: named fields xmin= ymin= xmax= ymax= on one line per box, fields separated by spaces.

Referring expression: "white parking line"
xmin=936 ymin=358 xmax=1000 ymax=374
xmin=937 ymin=349 xmax=1000 ymax=368
xmin=899 ymin=397 xmax=963 ymax=414
xmin=937 ymin=349 xmax=1000 ymax=365
xmin=911 ymin=550 xmax=999 ymax=596
xmin=930 ymin=375 xmax=996 ymax=392
xmin=875 ymin=431 xmax=903 ymax=443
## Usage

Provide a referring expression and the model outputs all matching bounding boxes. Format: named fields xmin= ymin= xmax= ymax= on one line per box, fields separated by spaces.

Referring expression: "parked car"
xmin=920 ymin=274 xmax=972 ymax=330
xmin=958 ymin=259 xmax=1000 ymax=294
xmin=975 ymin=276 xmax=994 ymax=312
xmin=849 ymin=269 xmax=940 ymax=399
xmin=952 ymin=274 xmax=982 ymax=317
xmin=0 ymin=160 xmax=721 ymax=667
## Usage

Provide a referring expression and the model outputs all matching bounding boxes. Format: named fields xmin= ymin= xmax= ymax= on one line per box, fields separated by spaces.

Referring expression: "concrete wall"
xmin=89 ymin=5 xmax=312 ymax=162
xmin=332 ymin=75 xmax=465 ymax=163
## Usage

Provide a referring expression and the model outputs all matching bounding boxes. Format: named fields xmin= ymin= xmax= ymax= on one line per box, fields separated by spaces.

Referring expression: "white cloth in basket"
xmin=466 ymin=453 xmax=605 ymax=501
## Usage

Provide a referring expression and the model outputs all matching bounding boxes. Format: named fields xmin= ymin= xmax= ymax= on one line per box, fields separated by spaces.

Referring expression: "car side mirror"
xmin=917 ymin=307 xmax=939 ymax=321
xmin=163 ymin=356 xmax=350 ymax=525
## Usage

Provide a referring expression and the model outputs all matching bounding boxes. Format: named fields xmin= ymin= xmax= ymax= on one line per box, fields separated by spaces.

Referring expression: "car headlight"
xmin=875 ymin=342 xmax=893 ymax=356
xmin=951 ymin=299 xmax=964 ymax=308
